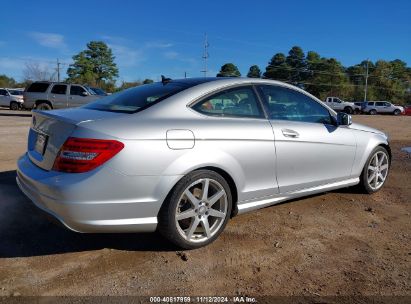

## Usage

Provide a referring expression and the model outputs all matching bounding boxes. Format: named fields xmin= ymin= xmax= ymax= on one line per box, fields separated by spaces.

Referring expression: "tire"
xmin=344 ymin=107 xmax=353 ymax=114
xmin=393 ymin=109 xmax=401 ymax=116
xmin=359 ymin=146 xmax=390 ymax=194
xmin=158 ymin=170 xmax=232 ymax=249
xmin=10 ymin=102 xmax=19 ymax=111
xmin=369 ymin=109 xmax=377 ymax=115
xmin=36 ymin=102 xmax=52 ymax=110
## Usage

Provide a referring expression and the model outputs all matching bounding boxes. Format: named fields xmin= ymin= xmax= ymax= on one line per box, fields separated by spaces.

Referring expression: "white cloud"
xmin=0 ymin=57 xmax=22 ymax=70
xmin=145 ymin=41 xmax=173 ymax=48
xmin=29 ymin=32 xmax=66 ymax=49
xmin=108 ymin=44 xmax=144 ymax=67
xmin=164 ymin=51 xmax=179 ymax=59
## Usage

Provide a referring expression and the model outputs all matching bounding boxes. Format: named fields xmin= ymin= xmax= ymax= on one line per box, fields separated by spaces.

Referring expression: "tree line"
xmin=218 ymin=46 xmax=411 ymax=104
xmin=1 ymin=42 xmax=410 ymax=104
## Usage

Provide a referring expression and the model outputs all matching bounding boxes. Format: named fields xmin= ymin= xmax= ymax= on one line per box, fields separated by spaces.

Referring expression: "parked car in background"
xmin=354 ymin=102 xmax=365 ymax=114
xmin=23 ymin=82 xmax=102 ymax=110
xmin=0 ymin=88 xmax=24 ymax=110
xmin=361 ymin=101 xmax=405 ymax=115
xmin=17 ymin=77 xmax=391 ymax=249
xmin=87 ymin=87 xmax=108 ymax=96
xmin=403 ymin=105 xmax=411 ymax=116
xmin=324 ymin=97 xmax=360 ymax=114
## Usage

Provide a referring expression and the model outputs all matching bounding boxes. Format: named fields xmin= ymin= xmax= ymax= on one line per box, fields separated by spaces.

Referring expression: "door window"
xmin=258 ymin=85 xmax=332 ymax=124
xmin=192 ymin=86 xmax=263 ymax=118
xmin=0 ymin=89 xmax=7 ymax=96
xmin=51 ymin=84 xmax=67 ymax=95
xmin=376 ymin=102 xmax=384 ymax=107
xmin=70 ymin=85 xmax=87 ymax=96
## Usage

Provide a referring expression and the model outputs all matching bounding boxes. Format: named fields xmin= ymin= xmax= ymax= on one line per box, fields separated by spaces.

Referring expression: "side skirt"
xmin=237 ymin=177 xmax=360 ymax=214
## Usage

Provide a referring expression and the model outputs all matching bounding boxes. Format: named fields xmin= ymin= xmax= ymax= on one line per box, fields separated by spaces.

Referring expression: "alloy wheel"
xmin=367 ymin=151 xmax=389 ymax=190
xmin=175 ymin=178 xmax=228 ymax=243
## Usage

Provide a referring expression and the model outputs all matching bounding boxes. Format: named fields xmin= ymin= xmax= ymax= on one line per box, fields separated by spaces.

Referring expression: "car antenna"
xmin=161 ymin=75 xmax=172 ymax=85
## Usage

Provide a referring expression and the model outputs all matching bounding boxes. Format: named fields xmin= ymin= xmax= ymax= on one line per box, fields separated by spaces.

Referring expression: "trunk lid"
xmin=28 ymin=108 xmax=124 ymax=171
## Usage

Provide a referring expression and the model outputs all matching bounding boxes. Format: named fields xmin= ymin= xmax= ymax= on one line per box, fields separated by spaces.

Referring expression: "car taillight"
xmin=53 ymin=137 xmax=124 ymax=173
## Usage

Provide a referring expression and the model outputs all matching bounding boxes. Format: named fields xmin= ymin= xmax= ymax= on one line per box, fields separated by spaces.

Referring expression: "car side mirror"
xmin=337 ymin=112 xmax=352 ymax=126
xmin=81 ymin=91 xmax=89 ymax=96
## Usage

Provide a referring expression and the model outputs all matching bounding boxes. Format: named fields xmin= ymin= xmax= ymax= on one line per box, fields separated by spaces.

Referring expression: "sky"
xmin=0 ymin=0 xmax=410 ymax=83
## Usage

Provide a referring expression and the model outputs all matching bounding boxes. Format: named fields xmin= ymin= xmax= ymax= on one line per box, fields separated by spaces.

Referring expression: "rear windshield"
xmin=84 ymin=82 xmax=188 ymax=113
xmin=27 ymin=83 xmax=50 ymax=93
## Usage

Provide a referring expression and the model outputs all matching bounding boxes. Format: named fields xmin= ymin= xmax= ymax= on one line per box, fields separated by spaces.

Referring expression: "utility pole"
xmin=56 ymin=58 xmax=62 ymax=82
xmin=364 ymin=58 xmax=369 ymax=102
xmin=201 ymin=33 xmax=209 ymax=77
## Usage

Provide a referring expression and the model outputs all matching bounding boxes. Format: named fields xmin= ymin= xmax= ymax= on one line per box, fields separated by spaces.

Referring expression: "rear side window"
xmin=376 ymin=102 xmax=384 ymax=106
xmin=258 ymin=85 xmax=332 ymax=124
xmin=70 ymin=85 xmax=86 ymax=96
xmin=192 ymin=86 xmax=263 ymax=118
xmin=368 ymin=102 xmax=374 ymax=106
xmin=27 ymin=83 xmax=50 ymax=93
xmin=84 ymin=82 xmax=187 ymax=113
xmin=51 ymin=84 xmax=67 ymax=95
xmin=0 ymin=89 xmax=7 ymax=96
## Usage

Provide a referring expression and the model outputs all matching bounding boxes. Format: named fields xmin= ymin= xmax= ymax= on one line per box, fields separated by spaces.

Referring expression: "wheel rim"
xmin=367 ymin=151 xmax=389 ymax=190
xmin=11 ymin=103 xmax=18 ymax=110
xmin=175 ymin=178 xmax=228 ymax=243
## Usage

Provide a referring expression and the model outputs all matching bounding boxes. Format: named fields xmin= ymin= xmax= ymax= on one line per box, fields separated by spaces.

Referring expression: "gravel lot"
xmin=0 ymin=109 xmax=410 ymax=299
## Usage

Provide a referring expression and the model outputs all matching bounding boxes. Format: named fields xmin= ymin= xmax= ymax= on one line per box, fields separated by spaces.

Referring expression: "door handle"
xmin=281 ymin=129 xmax=299 ymax=138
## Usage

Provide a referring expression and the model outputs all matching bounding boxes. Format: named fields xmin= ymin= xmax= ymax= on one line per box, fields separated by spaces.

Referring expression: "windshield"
xmin=91 ymin=87 xmax=107 ymax=96
xmin=9 ymin=90 xmax=23 ymax=96
xmin=84 ymin=82 xmax=188 ymax=113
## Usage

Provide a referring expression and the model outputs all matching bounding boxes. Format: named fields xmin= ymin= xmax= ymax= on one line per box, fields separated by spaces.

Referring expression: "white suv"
xmin=362 ymin=101 xmax=404 ymax=115
xmin=0 ymin=88 xmax=24 ymax=110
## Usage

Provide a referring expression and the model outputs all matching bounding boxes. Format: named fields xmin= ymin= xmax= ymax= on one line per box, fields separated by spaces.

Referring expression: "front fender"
xmin=351 ymin=131 xmax=389 ymax=177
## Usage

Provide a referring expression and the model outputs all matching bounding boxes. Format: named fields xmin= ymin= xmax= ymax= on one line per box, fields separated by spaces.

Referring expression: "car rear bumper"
xmin=16 ymin=153 xmax=181 ymax=233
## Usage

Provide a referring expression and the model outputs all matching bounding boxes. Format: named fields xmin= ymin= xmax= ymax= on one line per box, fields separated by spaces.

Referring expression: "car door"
xmin=191 ymin=85 xmax=279 ymax=201
xmin=327 ymin=98 xmax=334 ymax=110
xmin=257 ymin=85 xmax=356 ymax=193
xmin=333 ymin=98 xmax=344 ymax=110
xmin=383 ymin=102 xmax=393 ymax=113
xmin=69 ymin=85 xmax=97 ymax=107
xmin=49 ymin=84 xmax=68 ymax=108
xmin=0 ymin=89 xmax=10 ymax=106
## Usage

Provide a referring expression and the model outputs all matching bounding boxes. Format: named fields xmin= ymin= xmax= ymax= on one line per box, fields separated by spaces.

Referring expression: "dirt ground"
xmin=0 ymin=109 xmax=410 ymax=300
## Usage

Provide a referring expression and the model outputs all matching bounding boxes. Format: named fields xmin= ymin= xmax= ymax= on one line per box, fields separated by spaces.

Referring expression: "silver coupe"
xmin=17 ymin=77 xmax=391 ymax=249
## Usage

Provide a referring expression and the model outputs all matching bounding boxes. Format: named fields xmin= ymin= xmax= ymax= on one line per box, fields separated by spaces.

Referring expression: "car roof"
xmin=165 ymin=77 xmax=304 ymax=91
